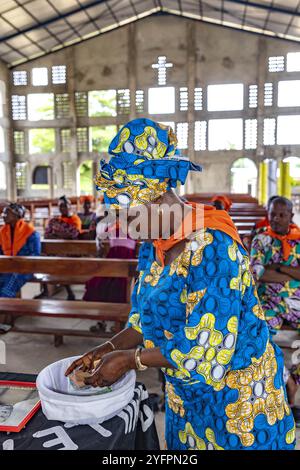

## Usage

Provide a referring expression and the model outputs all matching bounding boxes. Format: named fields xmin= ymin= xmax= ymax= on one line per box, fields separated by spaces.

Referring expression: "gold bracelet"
xmin=135 ymin=346 xmax=148 ymax=371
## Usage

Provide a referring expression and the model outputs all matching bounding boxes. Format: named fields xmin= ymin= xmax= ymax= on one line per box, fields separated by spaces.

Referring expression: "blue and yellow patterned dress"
xmin=128 ymin=228 xmax=296 ymax=450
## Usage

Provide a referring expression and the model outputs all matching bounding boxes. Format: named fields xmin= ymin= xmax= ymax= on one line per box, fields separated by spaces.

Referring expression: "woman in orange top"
xmin=43 ymin=196 xmax=81 ymax=300
xmin=211 ymin=194 xmax=232 ymax=212
xmin=45 ymin=196 xmax=82 ymax=240
xmin=0 ymin=203 xmax=40 ymax=298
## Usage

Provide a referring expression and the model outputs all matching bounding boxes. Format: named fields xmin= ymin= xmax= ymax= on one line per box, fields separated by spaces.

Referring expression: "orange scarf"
xmin=264 ymin=224 xmax=300 ymax=261
xmin=153 ymin=203 xmax=243 ymax=267
xmin=0 ymin=219 xmax=35 ymax=256
xmin=59 ymin=215 xmax=82 ymax=232
xmin=255 ymin=217 xmax=269 ymax=230
xmin=211 ymin=195 xmax=232 ymax=212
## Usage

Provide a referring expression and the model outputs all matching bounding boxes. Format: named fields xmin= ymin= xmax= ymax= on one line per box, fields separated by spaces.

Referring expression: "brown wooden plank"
xmin=41 ymin=240 xmax=97 ymax=256
xmin=10 ymin=326 xmax=119 ymax=339
xmin=0 ymin=256 xmax=138 ymax=277
xmin=0 ymin=298 xmax=130 ymax=321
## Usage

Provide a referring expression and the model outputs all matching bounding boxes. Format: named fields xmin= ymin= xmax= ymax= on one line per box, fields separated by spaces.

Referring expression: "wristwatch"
xmin=135 ymin=347 xmax=148 ymax=371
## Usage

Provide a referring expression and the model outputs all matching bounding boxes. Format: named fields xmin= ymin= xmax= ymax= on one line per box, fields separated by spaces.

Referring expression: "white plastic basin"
xmin=36 ymin=356 xmax=136 ymax=425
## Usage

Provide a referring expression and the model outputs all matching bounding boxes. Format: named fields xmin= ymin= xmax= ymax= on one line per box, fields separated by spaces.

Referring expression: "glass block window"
xmin=13 ymin=130 xmax=25 ymax=155
xmin=55 ymin=93 xmax=70 ymax=118
xmin=12 ymin=95 xmax=26 ymax=120
xmin=249 ymin=85 xmax=258 ymax=108
xmin=194 ymin=88 xmax=203 ymax=111
xmin=52 ymin=65 xmax=67 ymax=84
xmin=76 ymin=127 xmax=88 ymax=152
xmin=61 ymin=129 xmax=71 ymax=153
xmin=117 ymin=89 xmax=130 ymax=115
xmin=63 ymin=161 xmax=73 ymax=189
xmin=13 ymin=70 xmax=27 ymax=86
xmin=268 ymin=56 xmax=285 ymax=72
xmin=152 ymin=56 xmax=173 ymax=86
xmin=263 ymin=118 xmax=276 ymax=146
xmin=16 ymin=162 xmax=27 ymax=190
xmin=176 ymin=123 xmax=188 ymax=150
xmin=287 ymin=52 xmax=300 ymax=72
xmin=88 ymin=90 xmax=117 ymax=117
xmin=32 ymin=67 xmax=48 ymax=86
xmin=179 ymin=87 xmax=188 ymax=111
xmin=264 ymin=83 xmax=273 ymax=107
xmin=194 ymin=121 xmax=207 ymax=151
xmin=244 ymin=119 xmax=257 ymax=150
xmin=135 ymin=90 xmax=144 ymax=113
xmin=75 ymin=92 xmax=88 ymax=117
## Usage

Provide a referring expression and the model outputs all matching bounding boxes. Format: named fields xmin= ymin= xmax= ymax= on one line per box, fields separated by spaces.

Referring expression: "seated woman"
xmin=83 ymin=213 xmax=136 ymax=334
xmin=43 ymin=196 xmax=82 ymax=300
xmin=250 ymin=196 xmax=300 ymax=419
xmin=211 ymin=194 xmax=232 ymax=212
xmin=78 ymin=195 xmax=97 ymax=239
xmin=0 ymin=203 xmax=41 ymax=298
xmin=45 ymin=196 xmax=82 ymax=240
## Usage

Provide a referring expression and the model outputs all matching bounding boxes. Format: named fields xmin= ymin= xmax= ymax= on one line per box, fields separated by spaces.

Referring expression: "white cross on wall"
xmin=151 ymin=56 xmax=173 ymax=85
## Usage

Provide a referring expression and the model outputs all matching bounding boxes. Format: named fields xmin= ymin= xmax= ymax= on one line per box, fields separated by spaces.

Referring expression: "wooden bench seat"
xmin=0 ymin=256 xmax=137 ymax=345
xmin=0 ymin=298 xmax=130 ymax=320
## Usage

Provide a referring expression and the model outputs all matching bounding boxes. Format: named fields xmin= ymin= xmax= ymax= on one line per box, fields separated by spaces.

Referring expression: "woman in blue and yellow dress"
xmin=66 ymin=118 xmax=296 ymax=450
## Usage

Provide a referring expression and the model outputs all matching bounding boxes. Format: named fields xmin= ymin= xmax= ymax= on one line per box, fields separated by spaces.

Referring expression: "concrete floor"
xmin=0 ymin=283 xmax=299 ymax=450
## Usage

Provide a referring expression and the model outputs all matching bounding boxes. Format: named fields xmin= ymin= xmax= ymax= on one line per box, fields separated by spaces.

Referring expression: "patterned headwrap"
xmin=95 ymin=118 xmax=202 ymax=208
xmin=6 ymin=203 xmax=26 ymax=219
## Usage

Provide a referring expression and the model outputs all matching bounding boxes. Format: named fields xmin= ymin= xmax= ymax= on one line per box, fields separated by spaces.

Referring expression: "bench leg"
xmin=54 ymin=335 xmax=64 ymax=347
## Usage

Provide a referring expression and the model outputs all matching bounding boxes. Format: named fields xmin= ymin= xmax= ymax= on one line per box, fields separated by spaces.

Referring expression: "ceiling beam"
xmin=226 ymin=0 xmax=300 ymax=17
xmin=0 ymin=0 xmax=109 ymax=42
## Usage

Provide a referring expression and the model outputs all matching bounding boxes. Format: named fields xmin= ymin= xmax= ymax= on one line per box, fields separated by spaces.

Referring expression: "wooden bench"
xmin=41 ymin=240 xmax=98 ymax=257
xmin=0 ymin=256 xmax=138 ymax=345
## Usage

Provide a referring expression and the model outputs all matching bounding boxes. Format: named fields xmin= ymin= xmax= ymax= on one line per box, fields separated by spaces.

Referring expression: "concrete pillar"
xmin=6 ymin=74 xmax=16 ymax=200
xmin=186 ymin=22 xmax=196 ymax=194
xmin=47 ymin=166 xmax=54 ymax=199
xmin=259 ymin=161 xmax=268 ymax=205
xmin=268 ymin=159 xmax=277 ymax=199
xmin=255 ymin=38 xmax=267 ymax=200
xmin=128 ymin=23 xmax=137 ymax=121
xmin=278 ymin=161 xmax=291 ymax=199
xmin=66 ymin=47 xmax=79 ymax=196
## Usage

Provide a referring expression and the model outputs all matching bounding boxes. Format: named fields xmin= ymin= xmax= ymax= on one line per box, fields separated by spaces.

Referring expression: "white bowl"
xmin=36 ymin=356 xmax=136 ymax=425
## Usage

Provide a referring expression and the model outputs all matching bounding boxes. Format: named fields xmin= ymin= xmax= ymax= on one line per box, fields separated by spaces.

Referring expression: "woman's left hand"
xmin=84 ymin=350 xmax=135 ymax=387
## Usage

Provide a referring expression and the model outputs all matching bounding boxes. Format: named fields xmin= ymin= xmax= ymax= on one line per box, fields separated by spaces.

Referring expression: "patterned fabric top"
xmin=127 ymin=229 xmax=295 ymax=450
xmin=250 ymin=228 xmax=300 ymax=281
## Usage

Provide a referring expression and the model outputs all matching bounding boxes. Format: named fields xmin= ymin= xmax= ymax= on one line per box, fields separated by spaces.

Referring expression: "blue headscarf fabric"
xmin=95 ymin=118 xmax=202 ymax=208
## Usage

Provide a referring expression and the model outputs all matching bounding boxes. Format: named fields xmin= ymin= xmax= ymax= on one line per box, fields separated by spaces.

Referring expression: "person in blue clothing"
xmin=66 ymin=119 xmax=296 ymax=450
xmin=0 ymin=203 xmax=41 ymax=298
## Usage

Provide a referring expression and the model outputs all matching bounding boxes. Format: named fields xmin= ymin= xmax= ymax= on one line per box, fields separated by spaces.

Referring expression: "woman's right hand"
xmin=64 ymin=342 xmax=114 ymax=376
